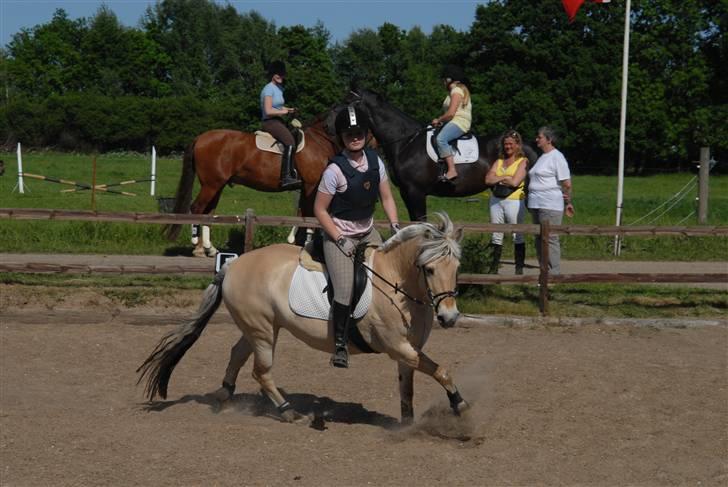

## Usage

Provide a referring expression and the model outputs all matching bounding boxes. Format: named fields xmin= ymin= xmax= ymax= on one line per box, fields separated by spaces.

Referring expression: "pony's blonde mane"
xmin=380 ymin=212 xmax=461 ymax=265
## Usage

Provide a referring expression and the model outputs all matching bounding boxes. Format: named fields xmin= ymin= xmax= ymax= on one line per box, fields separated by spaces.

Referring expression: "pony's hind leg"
xmin=209 ymin=335 xmax=253 ymax=402
xmin=250 ymin=334 xmax=307 ymax=423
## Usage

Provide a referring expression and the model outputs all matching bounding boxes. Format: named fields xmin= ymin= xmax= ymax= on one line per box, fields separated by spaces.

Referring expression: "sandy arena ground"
xmin=1 ymin=288 xmax=727 ymax=486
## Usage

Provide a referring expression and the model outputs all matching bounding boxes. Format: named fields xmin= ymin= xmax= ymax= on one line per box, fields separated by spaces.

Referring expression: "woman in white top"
xmin=431 ymin=65 xmax=472 ymax=183
xmin=527 ymin=126 xmax=575 ymax=275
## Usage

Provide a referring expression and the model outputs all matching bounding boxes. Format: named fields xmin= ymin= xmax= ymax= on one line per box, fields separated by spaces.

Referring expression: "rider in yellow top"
xmin=485 ymin=130 xmax=528 ymax=274
xmin=431 ymin=65 xmax=472 ymax=183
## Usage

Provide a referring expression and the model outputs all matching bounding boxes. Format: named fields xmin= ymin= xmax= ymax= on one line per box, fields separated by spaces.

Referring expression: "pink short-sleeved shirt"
xmin=318 ymin=151 xmax=389 ymax=237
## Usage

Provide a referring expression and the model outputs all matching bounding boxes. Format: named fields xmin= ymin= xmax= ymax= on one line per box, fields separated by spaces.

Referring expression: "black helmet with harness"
xmin=334 ymin=105 xmax=369 ymax=138
xmin=441 ymin=65 xmax=468 ymax=86
xmin=267 ymin=60 xmax=287 ymax=78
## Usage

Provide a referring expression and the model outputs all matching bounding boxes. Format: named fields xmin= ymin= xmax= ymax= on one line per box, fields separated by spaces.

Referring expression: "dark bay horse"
xmin=166 ymin=112 xmax=340 ymax=256
xmin=348 ymin=88 xmax=537 ymax=221
xmin=139 ymin=213 xmax=468 ymax=425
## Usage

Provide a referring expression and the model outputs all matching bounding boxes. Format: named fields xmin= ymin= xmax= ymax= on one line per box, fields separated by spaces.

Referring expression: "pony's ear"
xmin=453 ymin=227 xmax=464 ymax=243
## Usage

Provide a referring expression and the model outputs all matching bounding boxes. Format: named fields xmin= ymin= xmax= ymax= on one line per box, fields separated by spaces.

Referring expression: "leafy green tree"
xmin=6 ymin=9 xmax=86 ymax=97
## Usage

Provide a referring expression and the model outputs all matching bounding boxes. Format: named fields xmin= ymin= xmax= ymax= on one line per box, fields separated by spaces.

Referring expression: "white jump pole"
xmin=150 ymin=145 xmax=157 ymax=196
xmin=16 ymin=142 xmax=25 ymax=194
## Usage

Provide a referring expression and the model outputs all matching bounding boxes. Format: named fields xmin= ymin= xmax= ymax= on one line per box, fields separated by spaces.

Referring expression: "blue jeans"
xmin=435 ymin=122 xmax=464 ymax=158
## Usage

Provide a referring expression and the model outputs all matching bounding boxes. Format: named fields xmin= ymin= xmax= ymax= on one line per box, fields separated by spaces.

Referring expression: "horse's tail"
xmin=164 ymin=140 xmax=197 ymax=241
xmin=136 ymin=267 xmax=227 ymax=400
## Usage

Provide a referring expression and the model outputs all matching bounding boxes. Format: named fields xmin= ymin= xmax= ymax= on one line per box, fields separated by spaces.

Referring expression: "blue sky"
xmin=1 ymin=0 xmax=485 ymax=48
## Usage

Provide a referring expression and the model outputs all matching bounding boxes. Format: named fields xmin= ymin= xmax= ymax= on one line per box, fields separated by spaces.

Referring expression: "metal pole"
xmin=614 ymin=0 xmax=632 ymax=256
xmin=91 ymin=155 xmax=97 ymax=211
xmin=150 ymin=146 xmax=157 ymax=196
xmin=698 ymin=147 xmax=710 ymax=224
xmin=16 ymin=142 xmax=25 ymax=194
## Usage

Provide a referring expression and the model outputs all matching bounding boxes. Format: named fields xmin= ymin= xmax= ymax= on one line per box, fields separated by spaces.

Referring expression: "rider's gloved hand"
xmin=390 ymin=222 xmax=401 ymax=234
xmin=336 ymin=235 xmax=356 ymax=256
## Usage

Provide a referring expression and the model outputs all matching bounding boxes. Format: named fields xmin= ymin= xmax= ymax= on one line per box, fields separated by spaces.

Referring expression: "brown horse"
xmin=138 ymin=213 xmax=468 ymax=425
xmin=165 ymin=111 xmax=341 ymax=256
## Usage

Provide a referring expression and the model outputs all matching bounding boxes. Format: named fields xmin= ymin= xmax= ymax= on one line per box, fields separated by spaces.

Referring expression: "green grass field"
xmin=1 ymin=150 xmax=725 ymax=261
xmin=1 ymin=151 xmax=725 ymax=319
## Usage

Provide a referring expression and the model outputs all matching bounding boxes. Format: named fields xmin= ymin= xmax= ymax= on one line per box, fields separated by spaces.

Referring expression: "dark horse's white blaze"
xmin=349 ymin=88 xmax=537 ymax=221
xmin=138 ymin=213 xmax=469 ymax=424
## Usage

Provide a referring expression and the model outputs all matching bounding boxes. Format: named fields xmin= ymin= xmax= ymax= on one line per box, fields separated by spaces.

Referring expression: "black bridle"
xmin=357 ymin=251 xmax=458 ymax=315
xmin=348 ymin=91 xmax=430 ymax=152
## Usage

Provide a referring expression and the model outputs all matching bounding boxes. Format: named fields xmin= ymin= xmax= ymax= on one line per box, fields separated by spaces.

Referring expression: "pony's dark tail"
xmin=136 ymin=267 xmax=227 ymax=400
xmin=164 ymin=140 xmax=197 ymax=241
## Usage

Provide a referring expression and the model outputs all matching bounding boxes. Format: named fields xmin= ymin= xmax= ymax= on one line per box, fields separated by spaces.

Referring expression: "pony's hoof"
xmin=453 ymin=399 xmax=470 ymax=416
xmin=192 ymin=246 xmax=207 ymax=257
xmin=209 ymin=386 xmax=232 ymax=403
xmin=204 ymin=246 xmax=218 ymax=258
xmin=280 ymin=408 xmax=307 ymax=423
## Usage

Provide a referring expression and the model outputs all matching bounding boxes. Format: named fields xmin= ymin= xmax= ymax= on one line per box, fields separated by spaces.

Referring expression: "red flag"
xmin=562 ymin=0 xmax=611 ymax=22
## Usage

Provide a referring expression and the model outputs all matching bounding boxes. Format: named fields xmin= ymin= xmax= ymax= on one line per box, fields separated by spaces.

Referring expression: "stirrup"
xmin=280 ymin=177 xmax=302 ymax=190
xmin=330 ymin=347 xmax=349 ymax=368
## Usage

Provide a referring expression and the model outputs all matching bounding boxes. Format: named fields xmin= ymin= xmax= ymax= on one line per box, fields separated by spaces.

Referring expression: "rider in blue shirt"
xmin=260 ymin=61 xmax=301 ymax=189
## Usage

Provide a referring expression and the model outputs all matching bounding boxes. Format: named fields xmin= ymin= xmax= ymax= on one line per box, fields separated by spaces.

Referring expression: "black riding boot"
xmin=487 ymin=244 xmax=502 ymax=274
xmin=331 ymin=301 xmax=351 ymax=368
xmin=514 ymin=242 xmax=526 ymax=275
xmin=280 ymin=145 xmax=301 ymax=190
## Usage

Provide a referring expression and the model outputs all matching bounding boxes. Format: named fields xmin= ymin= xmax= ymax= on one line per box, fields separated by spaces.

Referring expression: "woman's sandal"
xmin=438 ymin=174 xmax=458 ymax=183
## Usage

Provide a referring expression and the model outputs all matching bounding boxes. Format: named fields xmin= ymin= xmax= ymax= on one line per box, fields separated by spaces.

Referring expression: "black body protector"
xmin=328 ymin=148 xmax=381 ymax=221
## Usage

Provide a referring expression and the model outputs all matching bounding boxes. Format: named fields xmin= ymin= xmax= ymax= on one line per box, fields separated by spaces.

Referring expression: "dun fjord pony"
xmin=138 ymin=213 xmax=469 ymax=424
xmin=348 ymin=88 xmax=537 ymax=221
xmin=165 ymin=110 xmax=341 ymax=256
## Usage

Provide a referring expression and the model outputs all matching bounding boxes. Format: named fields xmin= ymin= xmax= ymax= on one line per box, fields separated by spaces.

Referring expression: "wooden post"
xmin=243 ymin=208 xmax=256 ymax=253
xmin=539 ymin=220 xmax=550 ymax=316
xmin=698 ymin=147 xmax=710 ymax=224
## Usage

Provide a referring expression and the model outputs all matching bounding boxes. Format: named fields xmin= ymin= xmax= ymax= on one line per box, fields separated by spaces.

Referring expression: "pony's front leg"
xmin=398 ymin=363 xmax=415 ymax=425
xmin=408 ymin=351 xmax=469 ymax=416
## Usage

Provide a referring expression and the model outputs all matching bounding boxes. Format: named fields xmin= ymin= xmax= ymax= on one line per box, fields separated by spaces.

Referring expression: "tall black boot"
xmin=279 ymin=145 xmax=301 ymax=190
xmin=514 ymin=242 xmax=526 ymax=275
xmin=487 ymin=244 xmax=502 ymax=274
xmin=330 ymin=301 xmax=351 ymax=368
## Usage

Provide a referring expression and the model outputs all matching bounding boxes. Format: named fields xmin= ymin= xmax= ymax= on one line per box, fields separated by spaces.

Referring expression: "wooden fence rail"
xmin=2 ymin=207 xmax=726 ymax=315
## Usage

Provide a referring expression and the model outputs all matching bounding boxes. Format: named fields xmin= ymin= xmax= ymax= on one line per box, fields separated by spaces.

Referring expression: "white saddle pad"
xmin=254 ymin=131 xmax=305 ymax=154
xmin=288 ymin=263 xmax=373 ymax=321
xmin=426 ymin=128 xmax=480 ymax=164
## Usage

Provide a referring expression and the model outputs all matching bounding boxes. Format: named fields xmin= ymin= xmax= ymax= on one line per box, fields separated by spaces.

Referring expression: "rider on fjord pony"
xmin=260 ymin=60 xmax=302 ymax=190
xmin=313 ymin=105 xmax=401 ymax=368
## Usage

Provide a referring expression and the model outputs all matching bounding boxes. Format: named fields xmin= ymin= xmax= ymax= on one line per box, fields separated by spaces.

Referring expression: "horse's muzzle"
xmin=437 ymin=306 xmax=460 ymax=328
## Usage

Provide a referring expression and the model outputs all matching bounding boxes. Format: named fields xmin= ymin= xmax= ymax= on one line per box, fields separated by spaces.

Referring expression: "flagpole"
xmin=614 ymin=0 xmax=631 ymax=256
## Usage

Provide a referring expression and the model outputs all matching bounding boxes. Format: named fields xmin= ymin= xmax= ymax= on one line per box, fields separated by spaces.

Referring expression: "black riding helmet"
xmin=267 ymin=60 xmax=287 ymax=78
xmin=334 ymin=105 xmax=369 ymax=137
xmin=442 ymin=65 xmax=467 ymax=85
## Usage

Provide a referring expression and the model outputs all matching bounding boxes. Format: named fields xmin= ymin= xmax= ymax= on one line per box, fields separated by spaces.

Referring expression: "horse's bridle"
xmin=357 ymin=252 xmax=458 ymax=315
xmin=348 ymin=92 xmax=430 ymax=152
xmin=419 ymin=264 xmax=459 ymax=313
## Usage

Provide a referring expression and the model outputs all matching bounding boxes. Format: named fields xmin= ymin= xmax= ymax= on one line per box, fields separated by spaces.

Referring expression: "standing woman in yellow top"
xmin=431 ymin=65 xmax=472 ymax=183
xmin=484 ymin=130 xmax=528 ymax=274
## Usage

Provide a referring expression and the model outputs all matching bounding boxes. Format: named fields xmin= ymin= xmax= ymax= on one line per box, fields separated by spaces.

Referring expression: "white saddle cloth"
xmin=254 ymin=131 xmax=305 ymax=154
xmin=426 ymin=128 xmax=480 ymax=164
xmin=288 ymin=262 xmax=373 ymax=321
